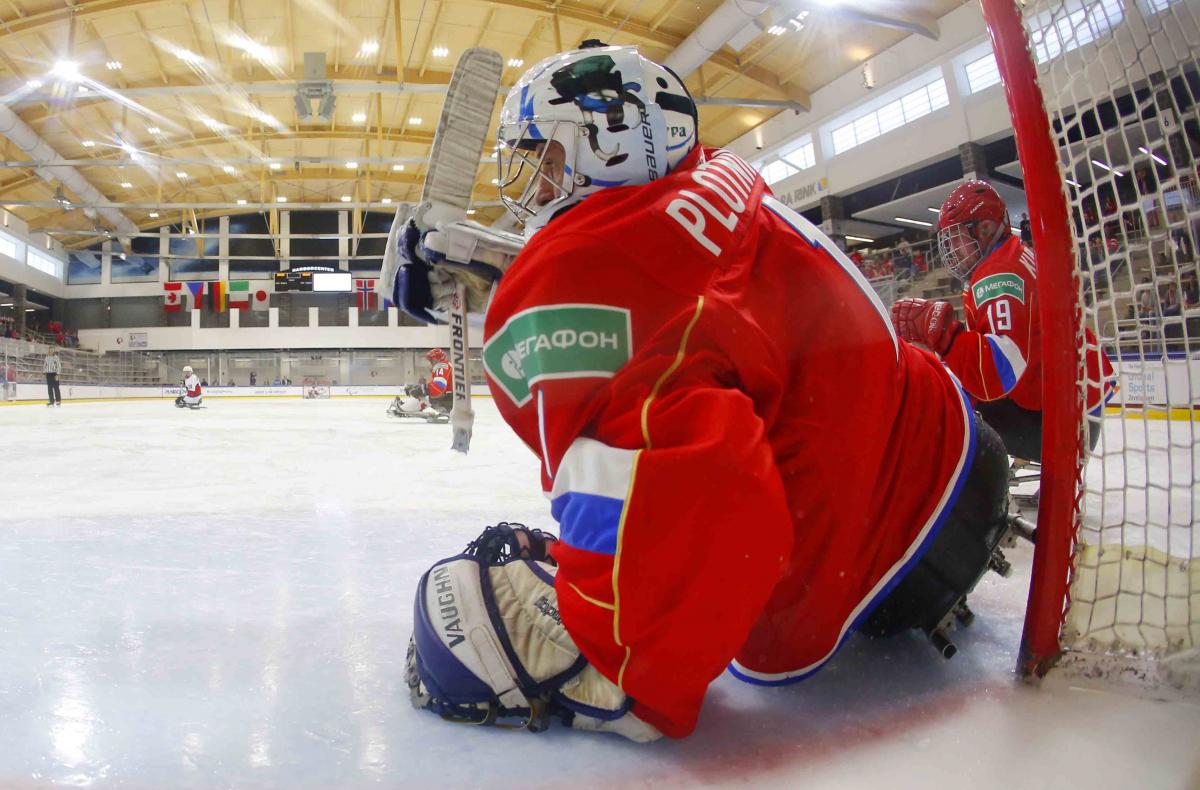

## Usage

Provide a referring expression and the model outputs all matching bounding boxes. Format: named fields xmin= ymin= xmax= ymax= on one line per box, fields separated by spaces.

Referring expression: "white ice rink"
xmin=1 ymin=397 xmax=1197 ymax=789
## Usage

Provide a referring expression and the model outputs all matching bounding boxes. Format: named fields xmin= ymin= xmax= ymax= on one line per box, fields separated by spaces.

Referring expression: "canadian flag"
xmin=163 ymin=281 xmax=184 ymax=313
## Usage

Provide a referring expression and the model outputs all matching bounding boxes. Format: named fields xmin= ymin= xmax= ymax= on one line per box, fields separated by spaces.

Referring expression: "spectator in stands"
xmin=849 ymin=249 xmax=864 ymax=271
xmin=43 ymin=348 xmax=62 ymax=407
xmin=249 ymin=371 xmax=257 ymax=386
xmin=200 ymin=378 xmax=208 ymax=387
xmin=913 ymin=248 xmax=927 ymax=274
xmin=1019 ymin=213 xmax=1032 ymax=247
xmin=1162 ymin=283 xmax=1180 ymax=317
xmin=1182 ymin=270 xmax=1199 ymax=309
xmin=1138 ymin=277 xmax=1158 ymax=318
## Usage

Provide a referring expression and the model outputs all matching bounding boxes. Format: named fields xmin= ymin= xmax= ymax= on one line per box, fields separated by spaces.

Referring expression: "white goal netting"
xmin=995 ymin=0 xmax=1199 ymax=691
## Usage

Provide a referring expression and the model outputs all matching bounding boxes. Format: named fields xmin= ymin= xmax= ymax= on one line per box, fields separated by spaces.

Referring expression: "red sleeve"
xmin=942 ymin=241 xmax=1036 ymax=402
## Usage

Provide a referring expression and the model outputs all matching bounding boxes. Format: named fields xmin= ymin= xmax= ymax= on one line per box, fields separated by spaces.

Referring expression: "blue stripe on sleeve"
xmin=986 ymin=336 xmax=1018 ymax=392
xmin=550 ymin=492 xmax=624 ymax=556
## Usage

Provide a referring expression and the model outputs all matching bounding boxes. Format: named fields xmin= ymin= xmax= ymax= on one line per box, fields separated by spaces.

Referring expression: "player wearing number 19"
xmin=891 ymin=181 xmax=1114 ymax=462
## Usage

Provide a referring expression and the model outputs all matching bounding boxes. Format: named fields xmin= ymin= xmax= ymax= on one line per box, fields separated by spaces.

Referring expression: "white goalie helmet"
xmin=497 ymin=43 xmax=698 ymax=237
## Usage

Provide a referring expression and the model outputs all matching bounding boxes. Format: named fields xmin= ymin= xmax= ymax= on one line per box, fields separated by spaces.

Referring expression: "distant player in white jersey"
xmin=176 ymin=365 xmax=202 ymax=409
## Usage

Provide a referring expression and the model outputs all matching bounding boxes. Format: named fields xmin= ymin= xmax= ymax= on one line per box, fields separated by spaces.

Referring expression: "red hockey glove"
xmin=890 ymin=298 xmax=962 ymax=356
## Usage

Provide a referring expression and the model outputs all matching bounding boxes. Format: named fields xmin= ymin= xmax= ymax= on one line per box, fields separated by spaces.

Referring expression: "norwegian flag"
xmin=356 ymin=279 xmax=378 ymax=311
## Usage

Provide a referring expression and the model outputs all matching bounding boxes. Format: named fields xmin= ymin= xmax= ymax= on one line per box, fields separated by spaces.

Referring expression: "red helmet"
xmin=936 ymin=180 xmax=1010 ymax=280
xmin=426 ymin=348 xmax=448 ymax=364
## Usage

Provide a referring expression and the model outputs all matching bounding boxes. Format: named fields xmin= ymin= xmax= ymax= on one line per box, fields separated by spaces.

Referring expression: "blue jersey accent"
xmin=986 ymin=336 xmax=1019 ymax=392
xmin=551 ymin=492 xmax=624 ymax=556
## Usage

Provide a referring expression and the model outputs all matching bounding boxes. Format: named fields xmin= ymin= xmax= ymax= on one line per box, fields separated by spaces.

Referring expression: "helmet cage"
xmin=497 ymin=118 xmax=581 ymax=224
xmin=938 ymin=222 xmax=984 ymax=281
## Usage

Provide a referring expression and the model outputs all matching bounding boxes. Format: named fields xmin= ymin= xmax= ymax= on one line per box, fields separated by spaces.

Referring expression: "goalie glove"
xmin=890 ymin=298 xmax=963 ymax=356
xmin=407 ymin=523 xmax=662 ymax=742
xmin=387 ymin=216 xmax=524 ymax=328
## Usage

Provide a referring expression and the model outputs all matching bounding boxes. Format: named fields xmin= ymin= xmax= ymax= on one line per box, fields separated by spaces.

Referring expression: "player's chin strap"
xmin=407 ymin=523 xmax=663 ymax=742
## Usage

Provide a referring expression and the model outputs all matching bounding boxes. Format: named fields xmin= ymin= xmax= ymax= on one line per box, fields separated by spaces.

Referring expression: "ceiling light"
xmin=340 ymin=195 xmax=352 ymax=202
xmin=845 ymin=235 xmax=874 ymax=243
xmin=490 ymin=178 xmax=499 ymax=185
xmin=392 ymin=164 xmax=405 ymax=171
xmin=1138 ymin=146 xmax=1168 ymax=167
xmin=223 ymin=165 xmax=237 ymax=175
xmin=893 ymin=216 xmax=933 ymax=227
xmin=432 ymin=46 xmax=449 ymax=58
xmin=408 ymin=116 xmax=423 ymax=125
xmin=345 ymin=161 xmax=358 ymax=169
xmin=927 ymin=207 xmax=941 ymax=214
xmin=507 ymin=58 xmax=524 ymax=68
xmin=120 ymin=182 xmax=133 ymax=188
xmin=106 ymin=61 xmax=122 ymax=70
xmin=81 ymin=140 xmax=96 ymax=148
xmin=1065 ymin=178 xmax=1081 ymax=187
xmin=174 ymin=47 xmax=203 ymax=65
xmin=149 ymin=212 xmax=159 ymax=218
xmin=269 ymin=162 xmax=282 ymax=170
xmin=466 ymin=209 xmax=476 ymax=215
xmin=51 ymin=60 xmax=81 ymax=82
xmin=1091 ymin=158 xmax=1125 ymax=177
xmin=381 ymin=197 xmax=392 ymax=204
xmin=768 ymin=25 xmax=787 ymax=35
xmin=25 ymin=79 xmax=42 ymax=90
xmin=352 ymin=112 xmax=367 ymax=123
xmin=147 ymin=126 xmax=162 ymax=135
xmin=77 ymin=85 xmax=90 ymax=94
xmin=202 ymin=117 xmax=225 ymax=132
xmin=236 ymin=199 xmax=247 ymax=205
xmin=359 ymin=40 xmax=379 ymax=57
xmin=276 ymin=196 xmax=287 ymax=202
xmin=177 ymin=172 xmax=189 ymax=180
xmin=121 ymin=142 xmax=139 ymax=157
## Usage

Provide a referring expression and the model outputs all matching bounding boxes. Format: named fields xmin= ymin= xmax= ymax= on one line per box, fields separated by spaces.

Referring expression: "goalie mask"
xmin=497 ymin=44 xmax=698 ymax=237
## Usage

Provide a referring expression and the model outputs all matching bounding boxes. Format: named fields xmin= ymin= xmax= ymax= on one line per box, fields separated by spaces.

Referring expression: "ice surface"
xmin=0 ymin=399 xmax=1197 ymax=789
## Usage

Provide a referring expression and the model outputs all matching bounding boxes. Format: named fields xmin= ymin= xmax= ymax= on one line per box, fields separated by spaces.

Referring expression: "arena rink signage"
xmin=483 ymin=304 xmax=632 ymax=407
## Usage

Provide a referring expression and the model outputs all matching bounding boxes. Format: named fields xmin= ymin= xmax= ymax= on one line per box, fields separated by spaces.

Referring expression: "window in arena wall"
xmin=1144 ymin=0 xmax=1182 ymax=13
xmin=760 ymin=137 xmax=816 ymax=186
xmin=829 ymin=76 xmax=950 ymax=156
xmin=1028 ymin=0 xmax=1124 ymax=64
xmin=964 ymin=52 xmax=1002 ymax=94
xmin=26 ymin=247 xmax=61 ymax=278
xmin=0 ymin=229 xmax=20 ymax=262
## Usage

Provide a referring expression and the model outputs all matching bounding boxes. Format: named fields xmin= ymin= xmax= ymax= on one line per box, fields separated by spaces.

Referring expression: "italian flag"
xmin=228 ymin=280 xmax=251 ymax=310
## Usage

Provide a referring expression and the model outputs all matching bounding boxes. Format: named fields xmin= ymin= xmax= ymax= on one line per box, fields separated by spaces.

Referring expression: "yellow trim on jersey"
xmin=567 ymin=582 xmax=615 ymax=611
xmin=612 ymin=295 xmax=706 ymax=691
xmin=640 ymin=297 xmax=706 ymax=449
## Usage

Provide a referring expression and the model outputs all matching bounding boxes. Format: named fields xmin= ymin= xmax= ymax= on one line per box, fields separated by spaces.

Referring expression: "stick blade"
xmin=422 ymin=47 xmax=504 ymax=213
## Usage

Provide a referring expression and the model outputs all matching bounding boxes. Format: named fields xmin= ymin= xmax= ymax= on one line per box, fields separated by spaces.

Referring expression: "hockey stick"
xmin=380 ymin=47 xmax=503 ymax=453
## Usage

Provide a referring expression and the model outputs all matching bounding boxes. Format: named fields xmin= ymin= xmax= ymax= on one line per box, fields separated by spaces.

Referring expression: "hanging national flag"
xmin=356 ymin=279 xmax=378 ymax=311
xmin=185 ymin=281 xmax=205 ymax=310
xmin=228 ymin=280 xmax=251 ymax=310
xmin=252 ymin=288 xmax=270 ymax=310
xmin=208 ymin=280 xmax=227 ymax=312
xmin=163 ymin=281 xmax=184 ymax=313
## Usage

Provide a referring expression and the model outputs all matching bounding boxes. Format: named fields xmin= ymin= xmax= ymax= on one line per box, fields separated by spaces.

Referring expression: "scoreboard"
xmin=274 ymin=271 xmax=352 ymax=292
xmin=274 ymin=270 xmax=313 ymax=292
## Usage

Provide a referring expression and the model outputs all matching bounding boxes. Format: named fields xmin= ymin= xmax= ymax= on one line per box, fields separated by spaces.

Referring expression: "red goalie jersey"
xmin=943 ymin=235 xmax=1112 ymax=412
xmin=482 ymin=146 xmax=976 ymax=738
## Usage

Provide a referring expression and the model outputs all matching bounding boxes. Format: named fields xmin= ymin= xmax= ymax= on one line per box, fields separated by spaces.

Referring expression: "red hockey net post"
xmin=980 ymin=0 xmax=1086 ymax=678
xmin=983 ymin=0 xmax=1199 ymax=692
